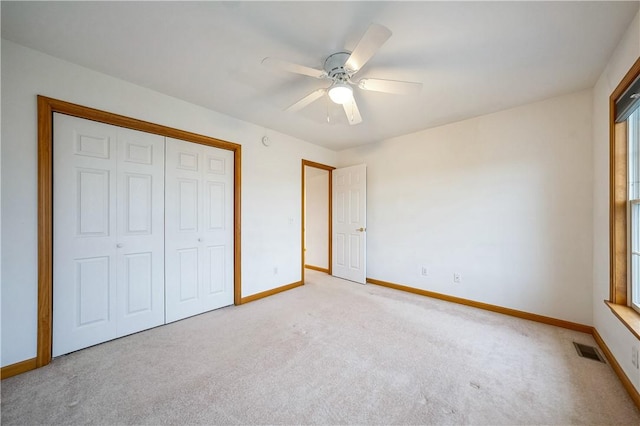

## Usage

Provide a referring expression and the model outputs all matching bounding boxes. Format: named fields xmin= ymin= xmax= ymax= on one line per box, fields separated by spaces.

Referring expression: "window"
xmin=610 ymin=57 xmax=640 ymax=328
xmin=628 ymin=108 xmax=640 ymax=313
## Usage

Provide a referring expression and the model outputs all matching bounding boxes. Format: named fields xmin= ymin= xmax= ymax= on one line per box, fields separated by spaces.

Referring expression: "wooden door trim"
xmin=301 ymin=160 xmax=335 ymax=283
xmin=37 ymin=95 xmax=242 ymax=368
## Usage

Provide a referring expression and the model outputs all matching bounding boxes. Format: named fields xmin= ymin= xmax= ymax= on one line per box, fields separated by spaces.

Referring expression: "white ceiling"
xmin=2 ymin=1 xmax=639 ymax=150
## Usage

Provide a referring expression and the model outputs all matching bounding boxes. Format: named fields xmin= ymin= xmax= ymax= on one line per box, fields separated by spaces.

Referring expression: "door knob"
xmin=197 ymin=238 xmax=202 ymax=242
xmin=116 ymin=243 xmax=123 ymax=248
xmin=356 ymin=227 xmax=366 ymax=232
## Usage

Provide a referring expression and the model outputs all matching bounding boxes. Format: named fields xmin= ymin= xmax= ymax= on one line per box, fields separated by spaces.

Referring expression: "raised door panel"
xmin=178 ymin=179 xmax=199 ymax=232
xmin=123 ymin=173 xmax=152 ymax=235
xmin=205 ymin=182 xmax=225 ymax=230
xmin=349 ymin=189 xmax=361 ymax=224
xmin=75 ymin=256 xmax=112 ymax=327
xmin=177 ymin=248 xmax=199 ymax=302
xmin=336 ymin=233 xmax=346 ymax=268
xmin=335 ymin=189 xmax=346 ymax=225
xmin=122 ymin=252 xmax=153 ymax=315
xmin=205 ymin=246 xmax=226 ymax=296
xmin=53 ymin=113 xmax=118 ymax=357
xmin=349 ymin=234 xmax=361 ymax=269
xmin=334 ymin=187 xmax=347 ymax=269
xmin=77 ymin=169 xmax=111 ymax=236
xmin=348 ymin=184 xmax=362 ymax=271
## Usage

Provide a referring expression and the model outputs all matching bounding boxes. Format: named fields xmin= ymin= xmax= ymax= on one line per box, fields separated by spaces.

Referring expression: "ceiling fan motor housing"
xmin=324 ymin=52 xmax=352 ymax=82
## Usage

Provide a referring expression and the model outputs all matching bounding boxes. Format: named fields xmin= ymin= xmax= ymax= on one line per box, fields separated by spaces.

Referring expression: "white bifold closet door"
xmin=164 ymin=137 xmax=234 ymax=323
xmin=53 ymin=114 xmax=165 ymax=357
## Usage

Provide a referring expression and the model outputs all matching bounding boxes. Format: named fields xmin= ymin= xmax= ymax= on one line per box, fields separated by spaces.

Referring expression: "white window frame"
xmin=628 ymin=108 xmax=640 ymax=313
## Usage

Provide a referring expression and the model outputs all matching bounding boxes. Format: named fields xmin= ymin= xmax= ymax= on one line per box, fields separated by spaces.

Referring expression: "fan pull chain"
xmin=326 ymin=97 xmax=331 ymax=123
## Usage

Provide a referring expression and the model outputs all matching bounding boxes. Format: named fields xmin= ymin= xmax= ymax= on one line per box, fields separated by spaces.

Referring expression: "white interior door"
xmin=115 ymin=127 xmax=166 ymax=337
xmin=53 ymin=114 xmax=165 ymax=356
xmin=165 ymin=137 xmax=234 ymax=323
xmin=332 ymin=164 xmax=367 ymax=283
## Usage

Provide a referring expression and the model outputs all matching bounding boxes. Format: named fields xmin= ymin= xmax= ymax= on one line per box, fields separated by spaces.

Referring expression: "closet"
xmin=52 ymin=113 xmax=234 ymax=357
xmin=165 ymin=137 xmax=234 ymax=323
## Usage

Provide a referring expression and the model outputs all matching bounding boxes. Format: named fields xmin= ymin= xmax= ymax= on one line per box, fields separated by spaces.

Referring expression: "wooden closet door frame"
xmin=37 ymin=96 xmax=242 ymax=367
xmin=301 ymin=160 xmax=335 ymax=283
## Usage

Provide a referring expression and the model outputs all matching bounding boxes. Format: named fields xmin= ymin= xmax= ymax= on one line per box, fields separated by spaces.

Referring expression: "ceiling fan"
xmin=262 ymin=23 xmax=422 ymax=125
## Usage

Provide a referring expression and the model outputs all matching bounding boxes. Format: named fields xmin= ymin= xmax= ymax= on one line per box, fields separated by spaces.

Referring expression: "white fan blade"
xmin=342 ymin=98 xmax=363 ymax=125
xmin=262 ymin=57 xmax=327 ymax=79
xmin=286 ymin=89 xmax=326 ymax=112
xmin=358 ymin=78 xmax=423 ymax=95
xmin=344 ymin=23 xmax=392 ymax=73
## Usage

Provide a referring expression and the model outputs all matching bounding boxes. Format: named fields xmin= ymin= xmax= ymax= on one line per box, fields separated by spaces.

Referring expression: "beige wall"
xmin=339 ymin=89 xmax=594 ymax=325
xmin=592 ymin=11 xmax=640 ymax=393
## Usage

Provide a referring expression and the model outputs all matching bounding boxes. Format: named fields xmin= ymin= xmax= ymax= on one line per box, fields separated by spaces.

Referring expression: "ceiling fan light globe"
xmin=328 ymin=84 xmax=353 ymax=104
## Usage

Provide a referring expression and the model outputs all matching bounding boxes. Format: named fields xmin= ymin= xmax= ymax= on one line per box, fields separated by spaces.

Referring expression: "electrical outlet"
xmin=421 ymin=266 xmax=428 ymax=276
xmin=453 ymin=272 xmax=461 ymax=283
xmin=633 ymin=346 xmax=639 ymax=369
xmin=274 ymin=266 xmax=278 ymax=275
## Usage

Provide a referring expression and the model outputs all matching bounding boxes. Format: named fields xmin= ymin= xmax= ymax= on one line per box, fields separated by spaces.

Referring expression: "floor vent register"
xmin=573 ymin=342 xmax=606 ymax=363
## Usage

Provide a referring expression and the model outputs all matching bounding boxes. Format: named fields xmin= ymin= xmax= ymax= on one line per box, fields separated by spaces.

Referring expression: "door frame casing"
xmin=301 ymin=160 xmax=335 ymax=283
xmin=37 ymin=95 xmax=242 ymax=367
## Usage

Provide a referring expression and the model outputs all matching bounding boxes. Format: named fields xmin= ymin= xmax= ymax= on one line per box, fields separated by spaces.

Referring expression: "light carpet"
xmin=2 ymin=270 xmax=639 ymax=425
